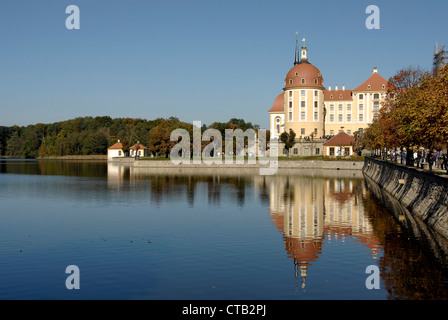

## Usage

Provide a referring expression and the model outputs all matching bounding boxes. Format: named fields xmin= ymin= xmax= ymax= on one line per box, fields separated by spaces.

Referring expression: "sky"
xmin=0 ymin=0 xmax=447 ymax=129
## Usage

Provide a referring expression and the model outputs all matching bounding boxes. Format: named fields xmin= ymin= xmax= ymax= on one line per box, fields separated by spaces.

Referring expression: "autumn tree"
xmin=363 ymin=65 xmax=448 ymax=170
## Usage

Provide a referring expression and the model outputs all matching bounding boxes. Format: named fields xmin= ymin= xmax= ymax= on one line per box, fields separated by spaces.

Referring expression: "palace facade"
xmin=269 ymin=37 xmax=388 ymax=148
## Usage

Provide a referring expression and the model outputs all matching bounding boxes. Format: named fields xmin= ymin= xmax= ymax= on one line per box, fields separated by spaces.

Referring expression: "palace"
xmin=269 ymin=37 xmax=388 ymax=156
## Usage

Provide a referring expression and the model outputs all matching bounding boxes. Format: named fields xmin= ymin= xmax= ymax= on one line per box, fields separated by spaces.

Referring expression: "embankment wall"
xmin=110 ymin=158 xmax=364 ymax=170
xmin=363 ymin=157 xmax=448 ymax=242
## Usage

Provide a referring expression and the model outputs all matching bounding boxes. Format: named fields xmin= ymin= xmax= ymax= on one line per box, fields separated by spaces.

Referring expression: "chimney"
xmin=328 ymin=85 xmax=332 ymax=91
xmin=373 ymin=67 xmax=378 ymax=74
xmin=335 ymin=85 xmax=338 ymax=91
xmin=342 ymin=85 xmax=345 ymax=91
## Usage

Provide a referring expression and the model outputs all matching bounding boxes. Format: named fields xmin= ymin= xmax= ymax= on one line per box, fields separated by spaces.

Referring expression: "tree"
xmin=363 ymin=65 xmax=448 ymax=170
xmin=280 ymin=129 xmax=296 ymax=157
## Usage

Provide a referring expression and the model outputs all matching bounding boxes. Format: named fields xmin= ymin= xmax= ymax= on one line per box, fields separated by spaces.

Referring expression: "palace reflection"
xmin=107 ymin=164 xmax=381 ymax=288
xmin=106 ymin=164 xmax=448 ymax=297
xmin=258 ymin=171 xmax=381 ymax=290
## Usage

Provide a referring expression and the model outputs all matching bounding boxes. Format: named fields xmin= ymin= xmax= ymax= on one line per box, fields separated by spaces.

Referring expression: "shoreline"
xmin=112 ymin=158 xmax=365 ymax=171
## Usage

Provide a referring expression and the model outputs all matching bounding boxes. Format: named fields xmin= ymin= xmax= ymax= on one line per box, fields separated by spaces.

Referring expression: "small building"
xmin=107 ymin=140 xmax=125 ymax=159
xmin=129 ymin=141 xmax=149 ymax=158
xmin=323 ymin=132 xmax=355 ymax=157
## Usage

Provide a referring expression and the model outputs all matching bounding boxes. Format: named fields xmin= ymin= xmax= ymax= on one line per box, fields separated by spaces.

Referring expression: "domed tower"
xmin=283 ymin=37 xmax=325 ymax=138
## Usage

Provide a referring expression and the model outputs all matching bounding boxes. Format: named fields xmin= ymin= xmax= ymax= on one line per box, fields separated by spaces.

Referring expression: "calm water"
xmin=0 ymin=160 xmax=447 ymax=300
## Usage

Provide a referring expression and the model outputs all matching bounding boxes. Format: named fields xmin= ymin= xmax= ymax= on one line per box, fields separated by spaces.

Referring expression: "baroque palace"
xmin=269 ymin=37 xmax=388 ymax=156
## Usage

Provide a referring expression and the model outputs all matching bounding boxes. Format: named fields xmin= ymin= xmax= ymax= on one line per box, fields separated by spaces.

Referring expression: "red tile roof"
xmin=269 ymin=93 xmax=284 ymax=113
xmin=323 ymin=132 xmax=355 ymax=146
xmin=324 ymin=89 xmax=352 ymax=101
xmin=284 ymin=62 xmax=324 ymax=89
xmin=108 ymin=141 xmax=124 ymax=150
xmin=353 ymin=72 xmax=388 ymax=92
xmin=129 ymin=142 xmax=149 ymax=150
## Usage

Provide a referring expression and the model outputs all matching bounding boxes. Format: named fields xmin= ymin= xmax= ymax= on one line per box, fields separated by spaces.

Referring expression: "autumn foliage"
xmin=362 ymin=65 xmax=448 ymax=163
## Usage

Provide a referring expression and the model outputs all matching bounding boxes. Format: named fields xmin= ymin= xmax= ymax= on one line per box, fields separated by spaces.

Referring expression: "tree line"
xmin=0 ymin=116 xmax=259 ymax=159
xmin=361 ymin=65 xmax=448 ymax=170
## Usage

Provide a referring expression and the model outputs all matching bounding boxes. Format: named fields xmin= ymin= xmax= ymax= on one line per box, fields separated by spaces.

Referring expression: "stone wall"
xmin=110 ymin=157 xmax=364 ymax=170
xmin=363 ymin=157 xmax=448 ymax=243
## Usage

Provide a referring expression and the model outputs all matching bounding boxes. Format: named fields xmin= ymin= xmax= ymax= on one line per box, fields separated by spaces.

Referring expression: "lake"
xmin=0 ymin=159 xmax=447 ymax=300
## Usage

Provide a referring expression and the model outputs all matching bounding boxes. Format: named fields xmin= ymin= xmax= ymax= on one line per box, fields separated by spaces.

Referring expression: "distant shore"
xmin=35 ymin=155 xmax=107 ymax=160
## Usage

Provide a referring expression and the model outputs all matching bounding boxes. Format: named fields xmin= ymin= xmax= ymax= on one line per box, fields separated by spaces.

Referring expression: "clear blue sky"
xmin=0 ymin=0 xmax=447 ymax=129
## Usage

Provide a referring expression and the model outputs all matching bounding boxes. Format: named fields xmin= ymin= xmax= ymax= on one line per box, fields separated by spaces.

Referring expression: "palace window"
xmin=338 ymin=104 xmax=343 ymax=112
xmin=301 ymin=78 xmax=306 ymax=84
xmin=294 ymin=148 xmax=298 ymax=155
xmin=359 ymin=114 xmax=364 ymax=121
xmin=347 ymin=104 xmax=351 ymax=111
xmin=315 ymin=148 xmax=320 ymax=155
xmin=314 ymin=90 xmax=318 ymax=97
xmin=347 ymin=130 xmax=351 ymax=135
xmin=373 ymin=101 xmax=379 ymax=112
xmin=338 ymin=114 xmax=343 ymax=122
xmin=301 ymin=111 xmax=306 ymax=120
xmin=301 ymin=90 xmax=306 ymax=96
xmin=289 ymin=112 xmax=293 ymax=121
xmin=330 ymin=130 xmax=334 ymax=135
xmin=314 ymin=112 xmax=318 ymax=121
xmin=289 ymin=79 xmax=293 ymax=85
xmin=374 ymin=93 xmax=380 ymax=99
xmin=330 ymin=114 xmax=334 ymax=122
xmin=301 ymin=101 xmax=306 ymax=108
xmin=359 ymin=104 xmax=363 ymax=111
xmin=301 ymin=128 xmax=305 ymax=135
xmin=329 ymin=104 xmax=334 ymax=112
xmin=359 ymin=94 xmax=364 ymax=99
xmin=289 ymin=91 xmax=292 ymax=97
xmin=314 ymin=78 xmax=318 ymax=84
xmin=276 ymin=118 xmax=280 ymax=133
xmin=314 ymin=101 xmax=318 ymax=109
xmin=289 ymin=101 xmax=293 ymax=109
xmin=347 ymin=114 xmax=351 ymax=122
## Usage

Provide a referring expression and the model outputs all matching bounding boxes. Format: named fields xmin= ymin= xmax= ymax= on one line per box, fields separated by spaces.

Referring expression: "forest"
xmin=0 ymin=116 xmax=259 ymax=159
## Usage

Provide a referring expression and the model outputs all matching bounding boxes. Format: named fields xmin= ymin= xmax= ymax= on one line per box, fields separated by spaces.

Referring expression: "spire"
xmin=294 ymin=32 xmax=299 ymax=65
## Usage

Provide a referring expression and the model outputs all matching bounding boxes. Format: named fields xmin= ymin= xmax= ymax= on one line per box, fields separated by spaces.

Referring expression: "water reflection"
xmin=107 ymin=163 xmax=381 ymax=289
xmin=2 ymin=160 xmax=448 ymax=299
xmin=266 ymin=173 xmax=381 ymax=289
xmin=106 ymin=163 xmax=448 ymax=298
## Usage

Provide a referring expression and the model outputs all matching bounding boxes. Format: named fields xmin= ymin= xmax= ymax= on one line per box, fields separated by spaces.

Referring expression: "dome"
xmin=269 ymin=93 xmax=284 ymax=113
xmin=284 ymin=62 xmax=324 ymax=89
